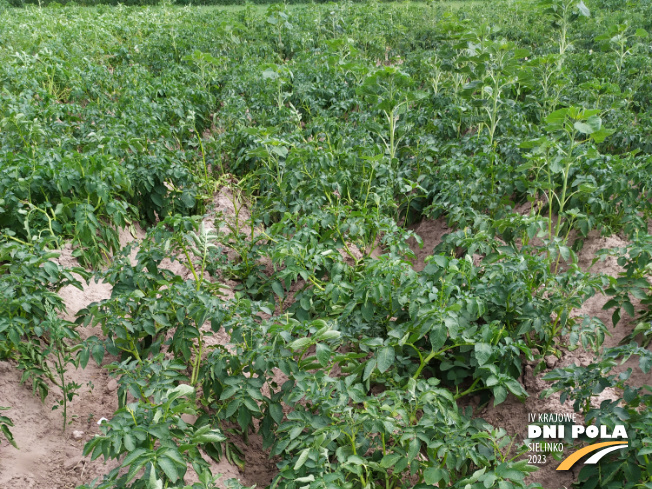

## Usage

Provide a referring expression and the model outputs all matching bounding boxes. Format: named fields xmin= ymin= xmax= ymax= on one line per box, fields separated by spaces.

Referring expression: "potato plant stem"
xmin=412 ymin=342 xmax=472 ymax=380
xmin=54 ymin=345 xmax=68 ymax=432
xmin=454 ymin=378 xmax=482 ymax=399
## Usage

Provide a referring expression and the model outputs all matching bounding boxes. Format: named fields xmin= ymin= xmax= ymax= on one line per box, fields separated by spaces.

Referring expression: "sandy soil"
xmin=407 ymin=218 xmax=451 ymax=272
xmin=1 ymin=208 xmax=650 ymax=489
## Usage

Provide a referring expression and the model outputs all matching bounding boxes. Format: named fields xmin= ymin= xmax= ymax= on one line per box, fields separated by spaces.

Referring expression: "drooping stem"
xmin=454 ymin=377 xmax=482 ymax=399
xmin=412 ymin=342 xmax=472 ymax=379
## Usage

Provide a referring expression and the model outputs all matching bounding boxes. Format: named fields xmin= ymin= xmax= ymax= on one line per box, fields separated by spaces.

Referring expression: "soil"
xmin=1 ymin=210 xmax=650 ymax=489
xmin=407 ymin=218 xmax=451 ymax=272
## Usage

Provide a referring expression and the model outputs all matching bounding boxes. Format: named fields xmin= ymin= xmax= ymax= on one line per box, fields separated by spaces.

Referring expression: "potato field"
xmin=0 ymin=1 xmax=651 ymax=488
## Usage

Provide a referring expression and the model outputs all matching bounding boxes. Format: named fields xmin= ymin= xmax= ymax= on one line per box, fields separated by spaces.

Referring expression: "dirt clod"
xmin=71 ymin=430 xmax=84 ymax=440
xmin=105 ymin=379 xmax=119 ymax=392
xmin=545 ymin=355 xmax=558 ymax=369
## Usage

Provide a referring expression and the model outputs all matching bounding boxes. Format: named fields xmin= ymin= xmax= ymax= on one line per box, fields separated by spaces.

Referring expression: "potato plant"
xmin=0 ymin=407 xmax=17 ymax=450
xmin=1 ymin=1 xmax=652 ymax=488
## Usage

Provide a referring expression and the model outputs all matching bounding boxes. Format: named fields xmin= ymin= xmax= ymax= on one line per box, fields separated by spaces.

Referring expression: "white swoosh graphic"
xmin=585 ymin=445 xmax=628 ymax=464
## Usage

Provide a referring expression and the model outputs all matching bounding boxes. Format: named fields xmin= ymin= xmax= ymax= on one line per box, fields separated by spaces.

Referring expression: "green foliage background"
xmin=1 ymin=0 xmax=652 ymax=488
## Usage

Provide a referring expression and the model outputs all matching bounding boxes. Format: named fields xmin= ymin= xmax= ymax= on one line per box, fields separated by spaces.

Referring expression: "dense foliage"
xmin=1 ymin=1 xmax=651 ymax=488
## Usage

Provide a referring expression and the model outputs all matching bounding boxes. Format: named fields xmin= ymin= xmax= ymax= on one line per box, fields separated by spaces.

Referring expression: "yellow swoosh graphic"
xmin=557 ymin=441 xmax=628 ymax=471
